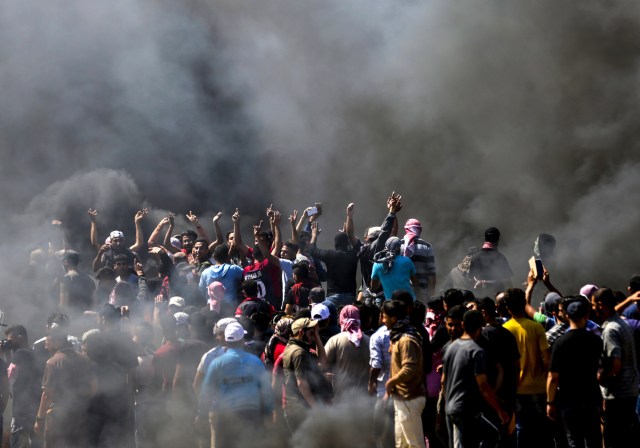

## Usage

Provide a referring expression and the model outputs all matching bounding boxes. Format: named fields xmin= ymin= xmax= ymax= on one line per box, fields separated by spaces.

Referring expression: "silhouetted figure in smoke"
xmin=85 ymin=304 xmax=138 ymax=448
xmin=3 ymin=325 xmax=40 ymax=448
xmin=56 ymin=250 xmax=95 ymax=317
xmin=468 ymin=227 xmax=513 ymax=299
xmin=34 ymin=327 xmax=95 ymax=448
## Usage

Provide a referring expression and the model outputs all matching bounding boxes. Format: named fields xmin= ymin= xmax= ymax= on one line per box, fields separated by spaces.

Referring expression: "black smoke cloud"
xmin=1 ymin=0 xmax=640 ymax=325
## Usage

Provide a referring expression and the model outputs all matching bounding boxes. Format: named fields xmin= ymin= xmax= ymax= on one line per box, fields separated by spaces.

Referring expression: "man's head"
xmin=213 ymin=244 xmax=230 ymax=264
xmin=364 ymin=227 xmax=381 ymax=243
xmin=391 ymin=290 xmax=415 ymax=315
xmin=168 ymin=296 xmax=185 ymax=313
xmin=133 ymin=322 xmax=154 ymax=347
xmin=5 ymin=324 xmax=28 ymax=350
xmin=443 ymin=289 xmax=465 ymax=310
xmin=445 ymin=305 xmax=465 ymax=340
xmin=503 ymin=288 xmax=526 ymax=317
xmin=113 ymin=254 xmax=130 ymax=277
xmin=224 ymin=322 xmax=247 ymax=348
xmin=565 ymin=299 xmax=590 ymax=328
xmin=381 ymin=300 xmax=407 ymax=330
xmin=543 ymin=292 xmax=562 ymax=317
xmin=309 ymin=287 xmax=326 ymax=305
xmin=311 ymin=303 xmax=330 ymax=323
xmin=181 ymin=230 xmax=198 ymax=254
xmin=241 ymin=279 xmax=259 ymax=299
xmin=214 ymin=317 xmax=238 ymax=343
xmin=292 ymin=263 xmax=309 ymax=284
xmin=334 ymin=233 xmax=350 ymax=251
xmin=484 ymin=227 xmax=500 ymax=244
xmin=98 ymin=304 xmax=121 ymax=330
xmin=60 ymin=250 xmax=80 ymax=271
xmin=476 ymin=297 xmax=496 ymax=323
xmin=291 ymin=317 xmax=318 ymax=344
xmin=280 ymin=241 xmax=299 ymax=261
xmin=109 ymin=230 xmax=125 ymax=250
xmin=495 ymin=292 xmax=509 ymax=318
xmin=45 ymin=327 xmax=68 ymax=354
xmin=591 ymin=287 xmax=617 ymax=322
xmin=462 ymin=310 xmax=485 ymax=339
xmin=192 ymin=238 xmax=210 ymax=263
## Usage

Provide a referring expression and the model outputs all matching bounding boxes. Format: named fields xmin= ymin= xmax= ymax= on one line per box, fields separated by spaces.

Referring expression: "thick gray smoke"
xmin=1 ymin=1 xmax=640 ymax=318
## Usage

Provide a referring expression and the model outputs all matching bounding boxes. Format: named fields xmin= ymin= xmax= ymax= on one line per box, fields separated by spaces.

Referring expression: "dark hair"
xmin=593 ymin=287 xmax=617 ymax=309
xmin=391 ymin=290 xmax=414 ymax=309
xmin=47 ymin=313 xmax=70 ymax=329
xmin=382 ymin=300 xmax=407 ymax=320
xmin=476 ymin=297 xmax=496 ymax=318
xmin=443 ymin=289 xmax=465 ymax=308
xmin=410 ymin=300 xmax=426 ymax=328
xmin=445 ymin=305 xmax=466 ymax=321
xmin=241 ymin=279 xmax=259 ymax=297
xmin=181 ymin=230 xmax=198 ymax=241
xmin=283 ymin=241 xmax=299 ymax=253
xmin=5 ymin=324 xmax=27 ymax=339
xmin=334 ymin=233 xmax=350 ymax=250
xmin=96 ymin=266 xmax=116 ymax=280
xmin=463 ymin=310 xmax=485 ymax=333
xmin=293 ymin=264 xmax=309 ymax=281
xmin=503 ymin=288 xmax=526 ymax=314
xmin=98 ymin=304 xmax=121 ymax=323
xmin=113 ymin=254 xmax=128 ymax=264
xmin=484 ymin=227 xmax=501 ymax=243
xmin=213 ymin=244 xmax=230 ymax=263
xmin=194 ymin=238 xmax=209 ymax=246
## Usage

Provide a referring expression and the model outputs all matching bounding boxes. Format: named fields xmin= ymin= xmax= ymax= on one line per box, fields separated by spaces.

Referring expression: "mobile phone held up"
xmin=307 ymin=207 xmax=318 ymax=217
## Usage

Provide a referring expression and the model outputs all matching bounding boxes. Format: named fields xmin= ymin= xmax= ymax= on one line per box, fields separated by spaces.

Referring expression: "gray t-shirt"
xmin=443 ymin=338 xmax=486 ymax=416
xmin=601 ymin=314 xmax=639 ymax=400
xmin=325 ymin=332 xmax=371 ymax=396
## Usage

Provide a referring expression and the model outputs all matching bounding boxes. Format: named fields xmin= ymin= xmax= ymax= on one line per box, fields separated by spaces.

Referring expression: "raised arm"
xmin=162 ymin=213 xmax=179 ymax=254
xmin=130 ymin=208 xmax=148 ymax=252
xmin=524 ymin=269 xmax=538 ymax=319
xmin=208 ymin=212 xmax=224 ymax=252
xmin=345 ymin=203 xmax=358 ymax=247
xmin=615 ymin=291 xmax=640 ymax=314
xmin=51 ymin=220 xmax=68 ymax=251
xmin=254 ymin=220 xmax=279 ymax=266
xmin=92 ymin=243 xmax=110 ymax=272
xmin=270 ymin=210 xmax=283 ymax=257
xmin=88 ymin=208 xmax=101 ymax=251
xmin=148 ymin=215 xmax=170 ymax=247
xmin=310 ymin=221 xmax=321 ymax=246
xmin=186 ymin=211 xmax=210 ymax=241
xmin=289 ymin=210 xmax=299 ymax=244
xmin=232 ymin=209 xmax=248 ymax=258
xmin=296 ymin=208 xmax=310 ymax=234
xmin=541 ymin=268 xmax=562 ymax=296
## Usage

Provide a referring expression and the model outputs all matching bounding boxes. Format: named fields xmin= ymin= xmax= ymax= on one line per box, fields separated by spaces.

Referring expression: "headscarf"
xmin=264 ymin=317 xmax=293 ymax=366
xmin=207 ymin=281 xmax=226 ymax=313
xmin=110 ymin=230 xmax=125 ymax=240
xmin=403 ymin=219 xmax=422 ymax=257
xmin=373 ymin=237 xmax=403 ymax=273
xmin=339 ymin=305 xmax=363 ymax=347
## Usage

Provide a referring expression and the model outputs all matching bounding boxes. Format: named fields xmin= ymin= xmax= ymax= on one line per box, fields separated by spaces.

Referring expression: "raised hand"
xmin=51 ymin=220 xmax=62 ymax=226
xmin=346 ymin=203 xmax=354 ymax=216
xmin=88 ymin=208 xmax=98 ymax=222
xmin=311 ymin=221 xmax=321 ymax=236
xmin=135 ymin=208 xmax=149 ymax=223
xmin=270 ymin=211 xmax=282 ymax=226
xmin=232 ymin=208 xmax=240 ymax=223
xmin=266 ymin=204 xmax=274 ymax=218
xmin=168 ymin=213 xmax=175 ymax=226
xmin=253 ymin=220 xmax=263 ymax=237
xmin=289 ymin=210 xmax=298 ymax=224
xmin=186 ymin=211 xmax=199 ymax=225
xmin=213 ymin=212 xmax=223 ymax=223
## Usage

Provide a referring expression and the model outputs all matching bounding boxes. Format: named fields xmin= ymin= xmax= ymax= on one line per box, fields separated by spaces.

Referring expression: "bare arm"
xmin=130 ymin=208 xmax=148 ymax=252
xmin=477 ymin=373 xmax=509 ymax=424
xmin=615 ymin=291 xmax=640 ymax=313
xmin=546 ymin=371 xmax=559 ymax=420
xmin=313 ymin=326 xmax=328 ymax=370
xmin=208 ymin=212 xmax=224 ymax=252
xmin=162 ymin=213 xmax=179 ymax=254
xmin=296 ymin=208 xmax=310 ymax=234
xmin=186 ymin=211 xmax=210 ymax=241
xmin=148 ymin=216 xmax=170 ymax=247
xmin=255 ymin=221 xmax=280 ymax=266
xmin=524 ymin=270 xmax=538 ymax=319
xmin=88 ymin=209 xmax=101 ymax=251
xmin=542 ymin=268 xmax=561 ymax=296
xmin=270 ymin=211 xmax=283 ymax=257
xmin=310 ymin=221 xmax=320 ymax=246
xmin=345 ymin=203 xmax=358 ymax=247
xmin=92 ymin=244 xmax=110 ymax=272
xmin=289 ymin=210 xmax=299 ymax=244
xmin=232 ymin=209 xmax=248 ymax=258
xmin=297 ymin=378 xmax=317 ymax=407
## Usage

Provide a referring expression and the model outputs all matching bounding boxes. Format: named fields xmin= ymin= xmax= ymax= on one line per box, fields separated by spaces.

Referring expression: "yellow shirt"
xmin=503 ymin=317 xmax=549 ymax=395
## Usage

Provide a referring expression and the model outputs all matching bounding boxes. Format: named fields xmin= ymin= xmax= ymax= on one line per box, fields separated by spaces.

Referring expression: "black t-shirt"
xmin=481 ymin=323 xmax=520 ymax=405
xmin=468 ymin=249 xmax=513 ymax=283
xmin=309 ymin=246 xmax=358 ymax=296
xmin=60 ymin=270 xmax=96 ymax=312
xmin=550 ymin=328 xmax=603 ymax=407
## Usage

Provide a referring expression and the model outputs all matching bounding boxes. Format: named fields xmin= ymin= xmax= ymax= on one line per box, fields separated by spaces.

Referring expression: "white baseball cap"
xmin=224 ymin=322 xmax=247 ymax=342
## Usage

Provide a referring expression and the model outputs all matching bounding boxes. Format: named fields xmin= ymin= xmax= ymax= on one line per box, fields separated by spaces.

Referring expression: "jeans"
xmin=325 ymin=293 xmax=356 ymax=309
xmin=515 ymin=394 xmax=553 ymax=448
xmin=559 ymin=404 xmax=602 ymax=448
xmin=446 ymin=412 xmax=500 ymax=448
xmin=602 ymin=397 xmax=640 ymax=448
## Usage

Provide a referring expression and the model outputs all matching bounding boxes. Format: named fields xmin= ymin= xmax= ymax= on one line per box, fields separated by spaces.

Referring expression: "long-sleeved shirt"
xmin=390 ymin=334 xmax=426 ymax=400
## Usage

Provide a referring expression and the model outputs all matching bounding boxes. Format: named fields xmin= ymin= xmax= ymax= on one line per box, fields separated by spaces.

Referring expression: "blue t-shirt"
xmin=371 ymin=255 xmax=417 ymax=300
xmin=199 ymin=348 xmax=273 ymax=415
xmin=199 ymin=263 xmax=244 ymax=303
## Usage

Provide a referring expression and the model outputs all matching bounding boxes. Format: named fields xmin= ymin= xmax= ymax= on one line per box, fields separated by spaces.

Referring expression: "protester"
xmin=401 ymin=218 xmax=436 ymax=304
xmin=468 ymin=227 xmax=513 ymax=298
xmin=371 ymin=237 xmax=419 ymax=301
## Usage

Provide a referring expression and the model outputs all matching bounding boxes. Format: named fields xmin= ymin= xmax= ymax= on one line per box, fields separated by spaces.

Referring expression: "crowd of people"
xmin=1 ymin=191 xmax=639 ymax=448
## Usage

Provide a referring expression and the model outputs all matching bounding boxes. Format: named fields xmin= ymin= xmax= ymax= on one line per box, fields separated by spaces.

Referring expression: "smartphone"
xmin=529 ymin=257 xmax=544 ymax=280
xmin=307 ymin=207 xmax=318 ymax=217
